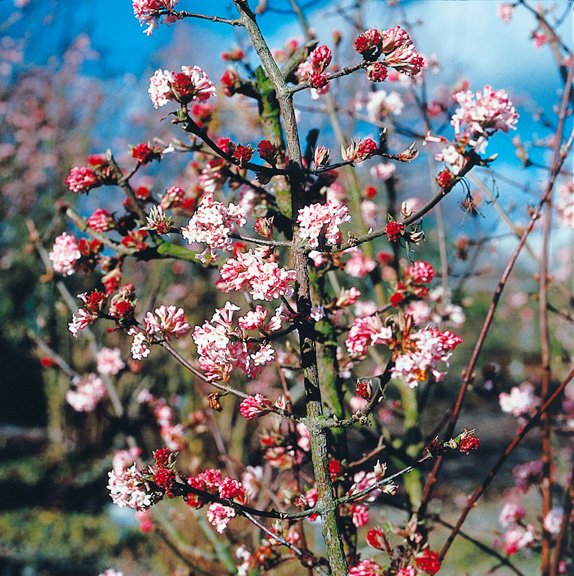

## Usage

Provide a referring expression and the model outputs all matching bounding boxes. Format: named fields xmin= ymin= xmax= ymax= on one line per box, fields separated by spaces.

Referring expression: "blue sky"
xmin=2 ymin=0 xmax=571 ymax=206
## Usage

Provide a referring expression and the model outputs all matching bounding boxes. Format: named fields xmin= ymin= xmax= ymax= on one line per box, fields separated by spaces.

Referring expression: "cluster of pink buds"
xmin=341 ymin=138 xmax=379 ymax=163
xmin=426 ymin=429 xmax=480 ymax=457
xmin=130 ymin=142 xmax=162 ymax=165
xmin=65 ymin=154 xmax=116 ymax=194
xmin=297 ymin=44 xmax=333 ymax=97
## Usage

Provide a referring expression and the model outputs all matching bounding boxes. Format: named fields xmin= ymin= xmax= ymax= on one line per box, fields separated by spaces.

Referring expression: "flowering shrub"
xmin=21 ymin=1 xmax=574 ymax=575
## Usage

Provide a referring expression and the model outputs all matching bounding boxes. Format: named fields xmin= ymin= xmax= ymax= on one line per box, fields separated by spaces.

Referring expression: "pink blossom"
xmin=406 ymin=260 xmax=435 ymax=284
xmin=297 ymin=199 xmax=351 ymax=248
xmin=349 ymin=559 xmax=383 ymax=575
xmin=451 ymin=85 xmax=518 ymax=153
xmin=335 ymin=287 xmax=361 ymax=308
xmin=397 ymin=567 xmax=416 ymax=576
xmin=144 ymin=305 xmax=191 ymax=340
xmin=181 ymin=192 xmax=246 ymax=262
xmin=96 ymin=347 xmax=125 ymax=376
xmin=154 ymin=400 xmax=173 ymax=427
xmin=346 ymin=316 xmax=393 ymax=356
xmin=499 ymin=502 xmax=527 ymax=527
xmin=239 ymin=394 xmax=272 ymax=420
xmin=362 ymin=200 xmax=380 ymax=227
xmin=192 ymin=302 xmax=275 ymax=382
xmin=49 ymin=232 xmax=80 ymax=276
xmin=499 ymin=525 xmax=535 ymax=555
xmin=160 ymin=423 xmax=187 ymax=451
xmin=296 ymin=422 xmax=310 ymax=452
xmin=497 ymin=4 xmax=514 ymax=22
xmin=310 ymin=44 xmax=332 ymax=73
xmin=364 ymin=90 xmax=404 ymax=122
xmin=206 ymin=502 xmax=236 ymax=533
xmin=351 ymin=503 xmax=369 ymax=527
xmin=434 ymin=144 xmax=467 ymax=175
xmin=499 ymin=382 xmax=540 ymax=417
xmin=98 ymin=571 xmax=123 ymax=576
xmin=66 ymin=166 xmax=98 ymax=193
xmin=68 ymin=307 xmax=98 ymax=337
xmin=178 ymin=65 xmax=218 ymax=103
xmin=130 ymin=329 xmax=151 ymax=360
xmin=218 ymin=477 xmax=246 ymax=503
xmin=237 ymin=305 xmax=268 ymax=331
xmin=112 ymin=447 xmax=142 ymax=472
xmin=87 ymin=208 xmax=114 ymax=232
xmin=66 ymin=373 xmax=107 ymax=412
xmin=148 ymin=69 xmax=174 ymax=108
xmin=392 ymin=329 xmax=462 ymax=388
xmin=513 ymin=460 xmax=543 ymax=492
xmin=405 ymin=300 xmax=432 ymax=326
xmin=543 ymin=507 xmax=564 ymax=534
xmin=133 ymin=0 xmax=180 ymax=36
xmin=370 ymin=162 xmax=396 ymax=181
xmin=107 ymin=464 xmax=152 ymax=510
xmin=345 ymin=248 xmax=376 ymax=278
xmin=220 ymin=249 xmax=296 ymax=301
xmin=135 ymin=509 xmax=153 ymax=532
xmin=533 ymin=31 xmax=548 ymax=49
xmin=383 ymin=37 xmax=426 ymax=77
xmin=556 ymin=181 xmax=574 ymax=228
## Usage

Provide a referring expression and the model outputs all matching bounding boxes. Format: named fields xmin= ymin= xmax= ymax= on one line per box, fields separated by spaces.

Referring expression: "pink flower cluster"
xmin=68 ymin=291 xmax=106 ymax=337
xmin=149 ymin=65 xmax=216 ymax=109
xmin=392 ymin=329 xmax=462 ymax=388
xmin=353 ymin=25 xmax=425 ymax=77
xmin=239 ymin=394 xmax=273 ymax=420
xmin=192 ymin=302 xmax=276 ymax=382
xmin=130 ymin=329 xmax=151 ymax=361
xmin=499 ymin=382 xmax=540 ymax=417
xmin=345 ymin=248 xmax=377 ymax=278
xmin=381 ymin=26 xmax=426 ymax=77
xmin=346 ymin=316 xmax=393 ymax=356
xmin=65 ymin=166 xmax=99 ymax=194
xmin=66 ymin=373 xmax=107 ymax=412
xmin=181 ymin=192 xmax=246 ymax=262
xmin=107 ymin=463 xmax=153 ymax=510
xmin=297 ymin=199 xmax=351 ymax=248
xmin=451 ymin=85 xmax=518 ymax=153
xmin=186 ymin=468 xmax=247 ymax=533
xmin=144 ymin=305 xmax=191 ymax=340
xmin=406 ymin=260 xmax=435 ymax=284
xmin=220 ymin=249 xmax=296 ymax=301
xmin=133 ymin=0 xmax=180 ymax=36
xmin=96 ymin=347 xmax=125 ymax=376
xmin=297 ymin=44 xmax=332 ymax=97
xmin=556 ymin=181 xmax=574 ymax=228
xmin=349 ymin=559 xmax=383 ymax=575
xmin=49 ymin=232 xmax=80 ymax=276
xmin=87 ymin=208 xmax=115 ymax=232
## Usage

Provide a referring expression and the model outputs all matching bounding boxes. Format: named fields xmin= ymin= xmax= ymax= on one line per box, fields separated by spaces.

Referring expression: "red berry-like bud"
xmin=436 ymin=168 xmax=453 ymax=189
xmin=366 ymin=62 xmax=388 ymax=82
xmin=385 ymin=221 xmax=405 ymax=242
